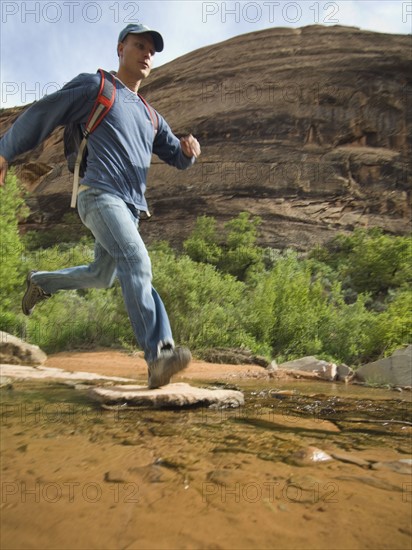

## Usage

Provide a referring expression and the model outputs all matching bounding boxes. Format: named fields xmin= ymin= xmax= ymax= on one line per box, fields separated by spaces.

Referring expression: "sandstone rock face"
xmin=0 ymin=331 xmax=47 ymax=365
xmin=1 ymin=26 xmax=411 ymax=250
xmin=89 ymin=383 xmax=245 ymax=409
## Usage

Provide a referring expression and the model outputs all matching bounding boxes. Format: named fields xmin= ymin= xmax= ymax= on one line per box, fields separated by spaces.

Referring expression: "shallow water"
xmin=2 ymin=378 xmax=411 ymax=456
xmin=1 ymin=378 xmax=411 ymax=550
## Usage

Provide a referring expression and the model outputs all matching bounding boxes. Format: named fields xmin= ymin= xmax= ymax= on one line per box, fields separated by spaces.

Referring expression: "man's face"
xmin=118 ymin=33 xmax=156 ymax=80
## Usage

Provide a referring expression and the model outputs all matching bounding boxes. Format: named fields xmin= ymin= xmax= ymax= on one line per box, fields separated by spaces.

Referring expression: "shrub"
xmin=151 ymin=243 xmax=259 ymax=352
xmin=1 ymin=183 xmax=410 ymax=367
xmin=364 ymin=288 xmax=412 ymax=359
xmin=24 ymin=286 xmax=134 ymax=353
xmin=317 ymin=286 xmax=378 ymax=365
xmin=311 ymin=229 xmax=412 ymax=297
xmin=266 ymin=252 xmax=329 ymax=359
xmin=184 ymin=212 xmax=264 ymax=283
xmin=0 ymin=172 xmax=28 ymax=332
xmin=183 ymin=215 xmax=222 ymax=265
xmin=218 ymin=212 xmax=264 ymax=282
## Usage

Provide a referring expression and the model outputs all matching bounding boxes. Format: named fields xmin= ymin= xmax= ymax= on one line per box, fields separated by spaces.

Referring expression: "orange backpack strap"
xmin=84 ymin=69 xmax=117 ymax=135
xmin=70 ymin=69 xmax=116 ymax=208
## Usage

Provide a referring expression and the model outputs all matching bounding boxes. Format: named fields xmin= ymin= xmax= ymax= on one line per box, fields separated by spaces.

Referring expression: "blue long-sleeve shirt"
xmin=0 ymin=72 xmax=194 ymax=212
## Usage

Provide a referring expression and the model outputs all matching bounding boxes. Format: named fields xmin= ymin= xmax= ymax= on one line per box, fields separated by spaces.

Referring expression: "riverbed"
xmin=1 ymin=350 xmax=411 ymax=549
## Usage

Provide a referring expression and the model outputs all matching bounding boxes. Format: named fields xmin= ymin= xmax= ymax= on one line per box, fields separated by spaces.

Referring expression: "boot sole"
xmin=148 ymin=350 xmax=192 ymax=389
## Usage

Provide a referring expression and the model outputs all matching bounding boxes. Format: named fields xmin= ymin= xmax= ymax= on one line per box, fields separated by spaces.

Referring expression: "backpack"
xmin=65 ymin=68 xmax=159 ymax=208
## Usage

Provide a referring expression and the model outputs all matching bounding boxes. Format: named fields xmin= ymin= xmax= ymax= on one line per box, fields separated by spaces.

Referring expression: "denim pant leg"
xmin=32 ymin=241 xmax=116 ymax=293
xmin=76 ymin=188 xmax=173 ymax=363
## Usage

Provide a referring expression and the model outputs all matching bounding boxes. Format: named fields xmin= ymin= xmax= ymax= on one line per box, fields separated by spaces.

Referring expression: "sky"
xmin=1 ymin=0 xmax=411 ymax=108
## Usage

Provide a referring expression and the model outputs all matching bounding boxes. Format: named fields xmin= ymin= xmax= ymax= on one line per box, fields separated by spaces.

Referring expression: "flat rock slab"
xmin=89 ymin=383 xmax=245 ymax=409
xmin=0 ymin=364 xmax=133 ymax=383
xmin=0 ymin=331 xmax=47 ymax=365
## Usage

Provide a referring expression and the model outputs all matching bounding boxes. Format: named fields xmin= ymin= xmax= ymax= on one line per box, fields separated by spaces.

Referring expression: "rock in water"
xmin=278 ymin=356 xmax=337 ymax=381
xmin=287 ymin=446 xmax=333 ymax=466
xmin=336 ymin=363 xmax=354 ymax=381
xmin=89 ymin=383 xmax=244 ymax=409
xmin=371 ymin=459 xmax=412 ymax=475
xmin=267 ymin=360 xmax=278 ymax=373
xmin=355 ymin=345 xmax=412 ymax=387
xmin=331 ymin=452 xmax=371 ymax=468
xmin=0 ymin=331 xmax=47 ymax=366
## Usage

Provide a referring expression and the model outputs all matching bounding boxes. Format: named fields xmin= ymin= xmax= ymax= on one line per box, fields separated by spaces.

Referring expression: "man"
xmin=0 ymin=24 xmax=201 ymax=389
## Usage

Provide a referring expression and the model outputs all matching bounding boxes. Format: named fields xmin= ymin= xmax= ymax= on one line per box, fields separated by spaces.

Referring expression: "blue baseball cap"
xmin=118 ymin=24 xmax=164 ymax=52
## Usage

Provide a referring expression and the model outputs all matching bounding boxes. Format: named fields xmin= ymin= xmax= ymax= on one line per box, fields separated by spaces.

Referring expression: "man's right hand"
xmin=0 ymin=156 xmax=9 ymax=186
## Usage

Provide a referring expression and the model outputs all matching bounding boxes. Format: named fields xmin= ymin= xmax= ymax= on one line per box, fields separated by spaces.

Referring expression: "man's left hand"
xmin=180 ymin=134 xmax=201 ymax=158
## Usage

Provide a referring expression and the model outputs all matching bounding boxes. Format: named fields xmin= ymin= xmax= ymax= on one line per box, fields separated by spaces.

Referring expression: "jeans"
xmin=32 ymin=187 xmax=174 ymax=363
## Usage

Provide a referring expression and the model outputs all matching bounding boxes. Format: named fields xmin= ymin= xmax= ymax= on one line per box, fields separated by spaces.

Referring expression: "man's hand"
xmin=180 ymin=134 xmax=201 ymax=159
xmin=0 ymin=156 xmax=9 ymax=186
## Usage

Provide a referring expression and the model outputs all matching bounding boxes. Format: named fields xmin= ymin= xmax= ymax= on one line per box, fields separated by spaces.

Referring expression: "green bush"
xmin=311 ymin=229 xmax=412 ymax=297
xmin=365 ymin=288 xmax=412 ymax=358
xmin=184 ymin=212 xmax=264 ymax=282
xmin=317 ymin=286 xmax=378 ymax=365
xmin=245 ymin=248 xmax=407 ymax=365
xmin=20 ymin=240 xmax=136 ymax=352
xmin=151 ymin=243 xmax=259 ymax=352
xmin=183 ymin=215 xmax=222 ymax=265
xmin=1 ymin=176 xmax=410 ymax=367
xmin=265 ymin=252 xmax=328 ymax=359
xmin=25 ymin=238 xmax=95 ymax=273
xmin=24 ymin=285 xmax=134 ymax=353
xmin=218 ymin=212 xmax=264 ymax=282
xmin=0 ymin=172 xmax=28 ymax=333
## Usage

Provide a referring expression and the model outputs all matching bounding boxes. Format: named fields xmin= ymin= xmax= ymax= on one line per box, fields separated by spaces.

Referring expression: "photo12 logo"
xmin=1 ymin=481 xmax=140 ymax=504
xmin=202 ymin=480 xmax=339 ymax=504
xmin=202 ymin=1 xmax=340 ymax=25
xmin=1 ymin=1 xmax=141 ymax=24
xmin=403 ymin=2 xmax=412 ymax=22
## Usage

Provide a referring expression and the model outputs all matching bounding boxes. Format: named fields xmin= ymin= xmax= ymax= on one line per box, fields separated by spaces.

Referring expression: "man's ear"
xmin=117 ymin=42 xmax=123 ymax=58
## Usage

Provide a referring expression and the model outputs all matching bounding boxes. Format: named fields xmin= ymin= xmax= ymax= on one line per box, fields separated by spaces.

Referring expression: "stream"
xmin=1 ymin=377 xmax=411 ymax=549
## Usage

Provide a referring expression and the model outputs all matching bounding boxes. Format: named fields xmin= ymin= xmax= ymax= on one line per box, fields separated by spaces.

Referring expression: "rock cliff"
xmin=1 ymin=25 xmax=411 ymax=250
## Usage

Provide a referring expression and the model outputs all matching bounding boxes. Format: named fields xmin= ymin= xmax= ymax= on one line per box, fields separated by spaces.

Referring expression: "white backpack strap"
xmin=70 ymin=136 xmax=89 ymax=208
xmin=70 ymin=103 xmax=107 ymax=208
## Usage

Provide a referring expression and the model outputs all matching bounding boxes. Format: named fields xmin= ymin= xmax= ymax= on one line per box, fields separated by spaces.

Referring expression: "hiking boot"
xmin=148 ymin=346 xmax=192 ymax=389
xmin=22 ymin=271 xmax=51 ymax=316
